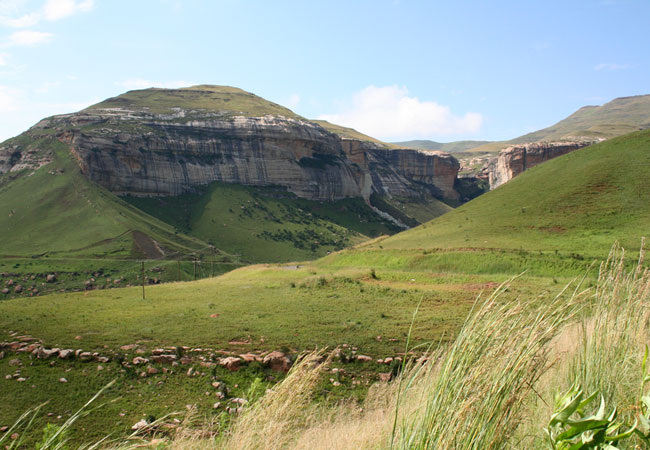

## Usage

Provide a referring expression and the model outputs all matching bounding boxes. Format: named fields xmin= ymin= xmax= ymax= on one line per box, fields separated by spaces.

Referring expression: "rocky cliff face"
xmin=488 ymin=141 xmax=592 ymax=189
xmin=26 ymin=109 xmax=460 ymax=203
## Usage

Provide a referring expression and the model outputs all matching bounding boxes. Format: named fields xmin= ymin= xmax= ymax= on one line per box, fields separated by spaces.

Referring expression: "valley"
xmin=0 ymin=86 xmax=649 ymax=447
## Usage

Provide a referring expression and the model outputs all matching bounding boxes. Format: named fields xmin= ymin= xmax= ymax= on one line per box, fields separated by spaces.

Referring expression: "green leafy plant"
xmin=545 ymin=384 xmax=635 ymax=449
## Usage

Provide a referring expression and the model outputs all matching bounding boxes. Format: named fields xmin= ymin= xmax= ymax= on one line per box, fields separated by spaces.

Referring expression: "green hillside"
xmin=125 ymin=183 xmax=400 ymax=264
xmin=512 ymin=94 xmax=650 ymax=143
xmin=311 ymin=120 xmax=398 ymax=148
xmin=4 ymin=130 xmax=648 ymax=445
xmin=0 ymin=136 xmax=214 ymax=260
xmin=391 ymin=139 xmax=493 ymax=153
xmin=373 ymin=129 xmax=650 ymax=257
xmin=86 ymin=85 xmax=303 ymax=119
xmin=468 ymin=94 xmax=650 ymax=154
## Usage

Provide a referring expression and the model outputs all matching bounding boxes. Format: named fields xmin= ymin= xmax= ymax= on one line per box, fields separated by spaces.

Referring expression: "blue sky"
xmin=0 ymin=0 xmax=648 ymax=142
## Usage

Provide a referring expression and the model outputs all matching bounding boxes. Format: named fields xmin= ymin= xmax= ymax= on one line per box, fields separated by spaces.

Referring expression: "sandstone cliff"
xmin=487 ymin=141 xmax=593 ymax=189
xmin=24 ymin=105 xmax=459 ymax=203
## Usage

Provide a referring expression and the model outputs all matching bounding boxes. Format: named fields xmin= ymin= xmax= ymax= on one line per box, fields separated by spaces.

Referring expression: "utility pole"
xmin=141 ymin=261 xmax=145 ymax=300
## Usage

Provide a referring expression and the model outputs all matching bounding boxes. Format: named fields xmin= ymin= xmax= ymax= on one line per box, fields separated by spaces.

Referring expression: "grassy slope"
xmin=469 ymin=94 xmax=650 ymax=154
xmin=374 ymin=129 xmax=650 ymax=257
xmin=311 ymin=120 xmax=399 ymax=148
xmin=6 ymin=129 xmax=648 ymax=444
xmin=0 ymin=137 xmax=211 ymax=259
xmin=86 ymin=85 xmax=303 ymax=118
xmin=125 ymin=183 xmax=400 ymax=264
xmin=512 ymin=94 xmax=650 ymax=143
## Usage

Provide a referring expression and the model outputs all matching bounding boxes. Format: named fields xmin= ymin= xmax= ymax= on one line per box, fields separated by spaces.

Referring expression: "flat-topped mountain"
xmin=29 ymin=85 xmax=460 ymax=203
xmin=0 ymin=85 xmax=463 ymax=276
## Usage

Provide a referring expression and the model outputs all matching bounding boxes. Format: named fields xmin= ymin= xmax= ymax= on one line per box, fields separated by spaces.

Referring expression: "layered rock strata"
xmin=488 ymin=141 xmax=592 ymax=189
xmin=29 ymin=110 xmax=460 ymax=202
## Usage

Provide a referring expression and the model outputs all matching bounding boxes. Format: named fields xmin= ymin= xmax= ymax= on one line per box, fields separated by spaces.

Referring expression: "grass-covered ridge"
xmin=86 ymin=85 xmax=303 ymax=118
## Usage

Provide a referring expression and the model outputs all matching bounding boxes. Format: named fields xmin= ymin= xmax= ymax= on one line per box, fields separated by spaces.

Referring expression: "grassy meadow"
xmin=2 ymin=129 xmax=650 ymax=445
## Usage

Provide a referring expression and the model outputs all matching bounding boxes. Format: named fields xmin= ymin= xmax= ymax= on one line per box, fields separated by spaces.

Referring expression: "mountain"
xmin=0 ymin=85 xmax=467 ymax=297
xmin=511 ymin=94 xmax=650 ymax=143
xmin=470 ymin=94 xmax=650 ymax=155
xmin=391 ymin=139 xmax=493 ymax=153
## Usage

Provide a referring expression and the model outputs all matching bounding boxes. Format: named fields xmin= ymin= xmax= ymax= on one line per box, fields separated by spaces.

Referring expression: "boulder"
xmin=37 ymin=348 xmax=60 ymax=359
xmin=46 ymin=274 xmax=57 ymax=283
xmin=132 ymin=357 xmax=149 ymax=365
xmin=219 ymin=357 xmax=242 ymax=371
xmin=58 ymin=349 xmax=74 ymax=360
xmin=262 ymin=351 xmax=292 ymax=372
xmin=151 ymin=354 xmax=177 ymax=364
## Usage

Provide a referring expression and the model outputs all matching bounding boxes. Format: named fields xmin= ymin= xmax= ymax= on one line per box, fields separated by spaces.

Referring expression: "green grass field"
xmin=2 ymin=124 xmax=650 ymax=444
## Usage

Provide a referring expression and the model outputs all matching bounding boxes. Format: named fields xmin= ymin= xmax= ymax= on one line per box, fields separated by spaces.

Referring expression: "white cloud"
xmin=285 ymin=93 xmax=300 ymax=110
xmin=594 ymin=63 xmax=632 ymax=71
xmin=116 ymin=79 xmax=193 ymax=90
xmin=319 ymin=85 xmax=483 ymax=140
xmin=7 ymin=30 xmax=53 ymax=45
xmin=0 ymin=53 xmax=8 ymax=66
xmin=0 ymin=0 xmax=93 ymax=28
xmin=43 ymin=0 xmax=93 ymax=21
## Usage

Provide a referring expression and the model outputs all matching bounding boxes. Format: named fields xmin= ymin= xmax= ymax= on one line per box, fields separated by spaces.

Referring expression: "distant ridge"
xmin=391 ymin=139 xmax=493 ymax=153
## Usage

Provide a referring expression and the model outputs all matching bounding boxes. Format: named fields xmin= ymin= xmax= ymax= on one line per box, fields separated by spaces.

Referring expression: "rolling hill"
xmin=469 ymin=94 xmax=650 ymax=154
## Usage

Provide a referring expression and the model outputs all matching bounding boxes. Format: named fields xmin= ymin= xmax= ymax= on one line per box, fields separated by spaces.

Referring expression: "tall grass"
xmin=8 ymin=243 xmax=650 ymax=449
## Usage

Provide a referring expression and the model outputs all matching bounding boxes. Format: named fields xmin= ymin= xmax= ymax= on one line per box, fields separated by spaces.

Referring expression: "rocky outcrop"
xmin=488 ymin=141 xmax=593 ymax=189
xmin=32 ymin=109 xmax=460 ymax=203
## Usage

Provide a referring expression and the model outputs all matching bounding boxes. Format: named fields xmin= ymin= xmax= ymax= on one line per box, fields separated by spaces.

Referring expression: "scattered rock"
xmin=356 ymin=355 xmax=372 ymax=363
xmin=262 ymin=351 xmax=292 ymax=372
xmin=146 ymin=366 xmax=159 ymax=375
xmin=78 ymin=352 xmax=93 ymax=361
xmin=59 ymin=377 xmax=68 ymax=383
xmin=14 ymin=284 xmax=23 ymax=293
xmin=1 ymin=288 xmax=8 ymax=294
xmin=213 ymin=402 xmax=221 ymax=409
xmin=152 ymin=354 xmax=177 ymax=364
xmin=74 ymin=336 xmax=82 ymax=340
xmin=8 ymin=358 xmax=21 ymax=367
xmin=58 ymin=349 xmax=74 ymax=360
xmin=16 ymin=377 xmax=26 ymax=382
xmin=239 ymin=353 xmax=262 ymax=363
xmin=37 ymin=348 xmax=60 ymax=359
xmin=120 ymin=344 xmax=138 ymax=351
xmin=131 ymin=419 xmax=148 ymax=430
xmin=0 ymin=426 xmax=8 ymax=432
xmin=219 ymin=357 xmax=242 ymax=371
xmin=132 ymin=357 xmax=149 ymax=365
xmin=97 ymin=365 xmax=104 ymax=371
xmin=378 ymin=373 xmax=392 ymax=382
xmin=0 ymin=351 xmax=4 ymax=359
xmin=10 ymin=432 xmax=19 ymax=440
xmin=46 ymin=274 xmax=57 ymax=283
